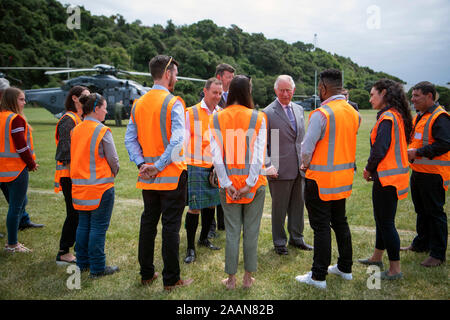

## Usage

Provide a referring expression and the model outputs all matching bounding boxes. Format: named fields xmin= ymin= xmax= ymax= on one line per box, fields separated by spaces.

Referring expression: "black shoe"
xmin=198 ymin=239 xmax=220 ymax=250
xmin=56 ymin=253 xmax=77 ymax=266
xmin=289 ymin=240 xmax=313 ymax=251
xmin=184 ymin=249 xmax=196 ymax=264
xmin=274 ymin=246 xmax=288 ymax=255
xmin=19 ymin=222 xmax=44 ymax=231
xmin=89 ymin=266 xmax=119 ymax=279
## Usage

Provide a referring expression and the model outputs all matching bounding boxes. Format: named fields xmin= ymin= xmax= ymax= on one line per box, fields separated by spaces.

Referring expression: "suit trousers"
xmin=138 ymin=171 xmax=187 ymax=286
xmin=219 ymin=186 xmax=265 ymax=275
xmin=410 ymin=171 xmax=447 ymax=261
xmin=268 ymin=174 xmax=305 ymax=247
xmin=305 ymin=178 xmax=353 ymax=281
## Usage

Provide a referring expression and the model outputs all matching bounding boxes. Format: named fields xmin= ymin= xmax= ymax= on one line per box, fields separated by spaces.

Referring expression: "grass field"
xmin=0 ymin=107 xmax=448 ymax=300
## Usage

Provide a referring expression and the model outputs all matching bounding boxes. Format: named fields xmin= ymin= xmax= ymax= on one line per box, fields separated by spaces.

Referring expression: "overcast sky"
xmin=62 ymin=0 xmax=450 ymax=86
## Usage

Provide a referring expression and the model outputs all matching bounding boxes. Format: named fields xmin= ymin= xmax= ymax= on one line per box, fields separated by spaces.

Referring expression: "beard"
xmin=168 ymin=73 xmax=176 ymax=92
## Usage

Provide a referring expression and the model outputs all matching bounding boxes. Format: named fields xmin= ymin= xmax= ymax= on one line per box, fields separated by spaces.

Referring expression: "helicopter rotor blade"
xmin=177 ymin=76 xmax=207 ymax=82
xmin=45 ymin=68 xmax=97 ymax=75
xmin=0 ymin=67 xmax=73 ymax=70
xmin=124 ymin=71 xmax=206 ymax=82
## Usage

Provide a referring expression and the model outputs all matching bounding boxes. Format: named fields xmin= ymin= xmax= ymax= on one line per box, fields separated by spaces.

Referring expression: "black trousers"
xmin=58 ymin=177 xmax=79 ymax=254
xmin=372 ymin=179 xmax=400 ymax=261
xmin=410 ymin=171 xmax=447 ymax=261
xmin=138 ymin=171 xmax=187 ymax=286
xmin=305 ymin=178 xmax=353 ymax=281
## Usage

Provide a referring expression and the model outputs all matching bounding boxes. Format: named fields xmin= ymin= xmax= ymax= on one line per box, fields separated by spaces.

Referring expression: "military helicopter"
xmin=0 ymin=65 xmax=206 ymax=122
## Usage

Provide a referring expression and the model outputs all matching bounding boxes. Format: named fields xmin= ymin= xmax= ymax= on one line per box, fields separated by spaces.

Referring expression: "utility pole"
xmin=65 ymin=50 xmax=72 ymax=80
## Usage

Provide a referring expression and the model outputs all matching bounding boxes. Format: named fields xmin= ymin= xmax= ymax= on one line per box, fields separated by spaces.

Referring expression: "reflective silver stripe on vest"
xmin=444 ymin=180 xmax=449 ymax=186
xmin=131 ymin=100 xmax=138 ymax=123
xmin=242 ymin=192 xmax=254 ymax=199
xmin=144 ymin=156 xmax=161 ymax=163
xmin=221 ymin=110 xmax=259 ymax=177
xmin=56 ymin=164 xmax=68 ymax=171
xmin=0 ymin=113 xmax=19 ymax=158
xmin=377 ymin=112 xmax=409 ymax=178
xmin=413 ymin=159 xmax=450 ymax=166
xmin=308 ymin=105 xmax=355 ymax=172
xmin=186 ymin=106 xmax=212 ymax=163
xmin=422 ymin=106 xmax=443 ymax=146
xmin=0 ymin=113 xmax=34 ymax=158
xmin=72 ymin=123 xmax=114 ymax=186
xmin=398 ymin=187 xmax=409 ymax=196
xmin=0 ymin=170 xmax=20 ymax=177
xmin=320 ymin=184 xmax=353 ymax=195
xmin=73 ymin=198 xmax=100 ymax=206
xmin=137 ymin=176 xmax=180 ymax=184
xmin=160 ymin=94 xmax=175 ymax=149
xmin=141 ymin=95 xmax=174 ymax=165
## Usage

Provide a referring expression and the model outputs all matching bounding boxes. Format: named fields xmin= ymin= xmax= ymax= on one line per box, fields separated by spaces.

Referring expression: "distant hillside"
xmin=0 ymin=0 xmax=414 ymax=108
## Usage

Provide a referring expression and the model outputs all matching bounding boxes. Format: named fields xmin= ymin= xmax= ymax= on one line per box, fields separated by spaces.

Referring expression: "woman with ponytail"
xmin=359 ymin=79 xmax=413 ymax=280
xmin=55 ymin=86 xmax=89 ymax=265
xmin=70 ymin=93 xmax=120 ymax=278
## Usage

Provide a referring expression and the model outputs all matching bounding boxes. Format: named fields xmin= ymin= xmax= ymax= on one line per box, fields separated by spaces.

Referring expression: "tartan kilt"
xmin=187 ymin=165 xmax=220 ymax=210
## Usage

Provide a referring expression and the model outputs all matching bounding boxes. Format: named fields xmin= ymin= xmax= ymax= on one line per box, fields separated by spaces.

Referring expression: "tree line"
xmin=1 ymin=0 xmax=448 ymax=108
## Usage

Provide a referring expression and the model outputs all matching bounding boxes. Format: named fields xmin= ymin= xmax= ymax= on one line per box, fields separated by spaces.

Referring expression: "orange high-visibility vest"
xmin=70 ymin=119 xmax=114 ymax=211
xmin=305 ymin=99 xmax=359 ymax=201
xmin=410 ymin=105 xmax=449 ymax=190
xmin=0 ymin=111 xmax=35 ymax=182
xmin=370 ymin=109 xmax=409 ymax=199
xmin=131 ymin=89 xmax=187 ymax=190
xmin=186 ymin=103 xmax=215 ymax=168
xmin=210 ymin=105 xmax=267 ymax=204
xmin=54 ymin=111 xmax=82 ymax=193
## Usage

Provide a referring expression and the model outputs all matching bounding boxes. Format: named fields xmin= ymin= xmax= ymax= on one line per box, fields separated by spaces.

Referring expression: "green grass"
xmin=0 ymin=108 xmax=448 ymax=300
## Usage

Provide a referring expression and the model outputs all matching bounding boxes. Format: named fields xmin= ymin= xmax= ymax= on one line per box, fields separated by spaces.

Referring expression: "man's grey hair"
xmin=274 ymin=75 xmax=295 ymax=90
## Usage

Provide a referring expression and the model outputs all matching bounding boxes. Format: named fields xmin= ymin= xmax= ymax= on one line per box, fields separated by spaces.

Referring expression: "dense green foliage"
xmin=1 ymin=0 xmax=448 ymax=108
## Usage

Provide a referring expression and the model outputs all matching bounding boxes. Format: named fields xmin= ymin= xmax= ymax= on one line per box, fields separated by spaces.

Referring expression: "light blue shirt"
xmin=124 ymin=84 xmax=185 ymax=172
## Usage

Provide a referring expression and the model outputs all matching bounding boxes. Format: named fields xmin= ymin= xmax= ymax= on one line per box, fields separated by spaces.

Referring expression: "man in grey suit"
xmin=263 ymin=75 xmax=313 ymax=255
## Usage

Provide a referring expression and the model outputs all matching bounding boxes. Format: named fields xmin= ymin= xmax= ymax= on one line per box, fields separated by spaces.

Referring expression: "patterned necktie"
xmin=222 ymin=92 xmax=228 ymax=103
xmin=285 ymin=106 xmax=297 ymax=133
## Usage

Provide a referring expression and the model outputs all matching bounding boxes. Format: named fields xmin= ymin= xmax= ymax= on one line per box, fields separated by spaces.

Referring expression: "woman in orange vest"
xmin=210 ymin=75 xmax=267 ymax=289
xmin=360 ymin=79 xmax=413 ymax=280
xmin=71 ymin=93 xmax=120 ymax=278
xmin=54 ymin=86 xmax=89 ymax=265
xmin=0 ymin=87 xmax=38 ymax=253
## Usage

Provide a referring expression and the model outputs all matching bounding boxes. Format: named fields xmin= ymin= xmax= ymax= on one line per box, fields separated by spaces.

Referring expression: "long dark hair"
xmin=79 ymin=93 xmax=105 ymax=118
xmin=373 ymin=79 xmax=413 ymax=143
xmin=226 ymin=75 xmax=254 ymax=109
xmin=65 ymin=86 xmax=88 ymax=112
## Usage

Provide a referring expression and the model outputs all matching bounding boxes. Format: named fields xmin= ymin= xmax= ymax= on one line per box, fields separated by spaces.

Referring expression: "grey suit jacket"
xmin=263 ymin=99 xmax=305 ymax=180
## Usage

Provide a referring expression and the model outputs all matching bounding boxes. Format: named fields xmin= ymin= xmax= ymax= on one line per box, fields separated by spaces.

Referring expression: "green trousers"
xmin=219 ymin=186 xmax=266 ymax=275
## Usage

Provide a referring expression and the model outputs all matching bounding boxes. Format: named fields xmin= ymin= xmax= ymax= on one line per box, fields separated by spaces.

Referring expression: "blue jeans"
xmin=75 ymin=188 xmax=114 ymax=274
xmin=1 ymin=182 xmax=31 ymax=227
xmin=2 ymin=169 xmax=29 ymax=245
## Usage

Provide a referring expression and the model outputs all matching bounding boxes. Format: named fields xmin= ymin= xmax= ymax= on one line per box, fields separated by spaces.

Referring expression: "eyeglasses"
xmin=164 ymin=56 xmax=173 ymax=74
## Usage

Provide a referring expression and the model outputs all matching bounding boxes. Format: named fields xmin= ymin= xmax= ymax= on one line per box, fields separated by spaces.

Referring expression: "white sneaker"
xmin=328 ymin=264 xmax=352 ymax=280
xmin=295 ymin=272 xmax=327 ymax=289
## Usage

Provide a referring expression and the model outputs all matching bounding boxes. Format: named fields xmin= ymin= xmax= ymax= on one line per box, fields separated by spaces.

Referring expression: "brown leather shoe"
xmin=420 ymin=256 xmax=443 ymax=267
xmin=141 ymin=272 xmax=159 ymax=286
xmin=164 ymin=278 xmax=194 ymax=291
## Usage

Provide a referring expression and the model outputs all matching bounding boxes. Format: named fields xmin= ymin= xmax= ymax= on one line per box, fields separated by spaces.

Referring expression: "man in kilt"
xmin=184 ymin=78 xmax=223 ymax=263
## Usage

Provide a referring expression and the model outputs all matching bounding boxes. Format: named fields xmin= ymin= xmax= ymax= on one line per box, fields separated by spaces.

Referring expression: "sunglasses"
xmin=164 ymin=56 xmax=173 ymax=74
